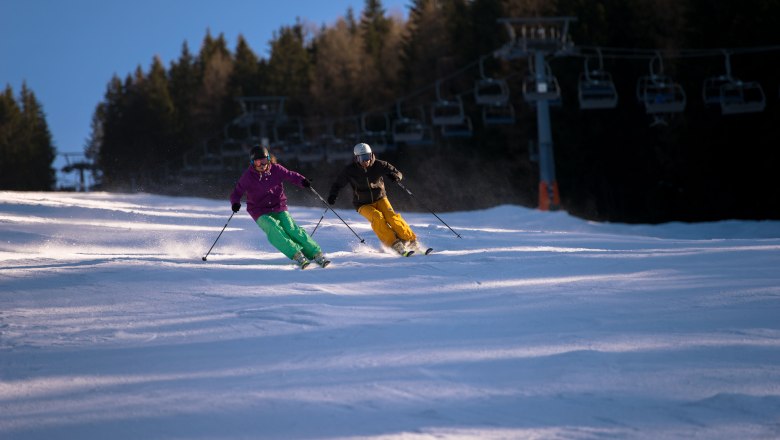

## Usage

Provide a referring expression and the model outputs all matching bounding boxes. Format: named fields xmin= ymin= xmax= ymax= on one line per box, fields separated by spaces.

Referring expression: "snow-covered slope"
xmin=2 ymin=191 xmax=780 ymax=439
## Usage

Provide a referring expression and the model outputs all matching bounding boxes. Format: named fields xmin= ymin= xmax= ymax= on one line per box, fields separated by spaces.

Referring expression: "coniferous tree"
xmin=168 ymin=41 xmax=199 ymax=169
xmin=0 ymin=84 xmax=56 ymax=190
xmin=138 ymin=56 xmax=176 ymax=175
xmin=267 ymin=22 xmax=312 ymax=116
xmin=401 ymin=0 xmax=453 ymax=91
xmin=193 ymin=31 xmax=234 ymax=140
xmin=231 ymin=35 xmax=262 ymax=97
xmin=360 ymin=0 xmax=391 ymax=75
xmin=93 ymin=76 xmax=127 ymax=186
xmin=19 ymin=84 xmax=56 ymax=189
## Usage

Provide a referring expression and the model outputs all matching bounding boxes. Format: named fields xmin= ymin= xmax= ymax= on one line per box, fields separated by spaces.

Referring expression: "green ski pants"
xmin=256 ymin=211 xmax=322 ymax=260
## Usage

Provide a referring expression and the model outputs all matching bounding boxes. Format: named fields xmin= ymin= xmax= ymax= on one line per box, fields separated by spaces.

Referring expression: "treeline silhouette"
xmin=81 ymin=0 xmax=780 ymax=222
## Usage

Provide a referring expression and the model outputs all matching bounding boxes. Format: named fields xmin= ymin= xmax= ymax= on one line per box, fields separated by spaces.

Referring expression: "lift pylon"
xmin=497 ymin=17 xmax=576 ymax=211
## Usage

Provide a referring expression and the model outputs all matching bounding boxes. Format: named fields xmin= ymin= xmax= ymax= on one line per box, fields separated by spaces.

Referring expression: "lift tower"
xmin=496 ymin=17 xmax=576 ymax=211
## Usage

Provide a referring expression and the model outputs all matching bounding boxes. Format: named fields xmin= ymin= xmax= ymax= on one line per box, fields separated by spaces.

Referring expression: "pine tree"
xmin=0 ymin=84 xmax=55 ymax=190
xmin=0 ymin=85 xmax=23 ymax=189
xmin=193 ymin=31 xmax=234 ymax=140
xmin=19 ymin=84 xmax=56 ymax=189
xmin=267 ymin=22 xmax=312 ymax=116
xmin=168 ymin=41 xmax=199 ymax=170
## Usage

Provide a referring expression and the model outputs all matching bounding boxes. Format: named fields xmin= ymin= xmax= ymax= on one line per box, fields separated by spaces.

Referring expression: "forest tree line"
xmin=5 ymin=0 xmax=780 ymax=222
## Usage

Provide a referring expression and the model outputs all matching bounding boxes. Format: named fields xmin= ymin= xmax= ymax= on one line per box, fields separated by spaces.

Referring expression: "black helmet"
xmin=249 ymin=145 xmax=270 ymax=163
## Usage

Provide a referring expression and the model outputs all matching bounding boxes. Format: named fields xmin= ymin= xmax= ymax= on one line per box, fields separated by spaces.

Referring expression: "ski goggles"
xmin=356 ymin=153 xmax=372 ymax=163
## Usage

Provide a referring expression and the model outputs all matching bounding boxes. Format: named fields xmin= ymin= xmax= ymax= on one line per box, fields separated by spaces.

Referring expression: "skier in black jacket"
xmin=327 ymin=143 xmax=421 ymax=256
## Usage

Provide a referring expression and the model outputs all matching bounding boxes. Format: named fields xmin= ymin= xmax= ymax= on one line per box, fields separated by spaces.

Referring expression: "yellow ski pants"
xmin=357 ymin=197 xmax=416 ymax=247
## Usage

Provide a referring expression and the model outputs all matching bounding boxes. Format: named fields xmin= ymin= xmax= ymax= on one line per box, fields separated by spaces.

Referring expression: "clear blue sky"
xmin=1 ymin=0 xmax=408 ymax=173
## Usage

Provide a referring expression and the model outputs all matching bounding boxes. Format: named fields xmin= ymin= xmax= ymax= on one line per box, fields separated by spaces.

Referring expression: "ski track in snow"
xmin=1 ymin=191 xmax=780 ymax=439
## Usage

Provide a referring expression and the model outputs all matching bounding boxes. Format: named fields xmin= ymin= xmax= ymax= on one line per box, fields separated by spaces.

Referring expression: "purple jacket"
xmin=230 ymin=163 xmax=306 ymax=221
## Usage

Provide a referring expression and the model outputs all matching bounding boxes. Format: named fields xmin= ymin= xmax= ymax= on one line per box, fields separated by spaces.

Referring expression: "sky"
xmin=0 ymin=0 xmax=408 ymax=178
xmin=2 ymin=190 xmax=780 ymax=439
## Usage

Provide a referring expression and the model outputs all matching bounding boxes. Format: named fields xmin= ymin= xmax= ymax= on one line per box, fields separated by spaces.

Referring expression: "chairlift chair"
xmin=475 ymin=78 xmax=511 ymax=105
xmin=636 ymin=54 xmax=686 ymax=114
xmin=474 ymin=55 xmax=511 ymax=106
xmin=404 ymin=126 xmax=434 ymax=146
xmin=636 ymin=75 xmax=687 ymax=114
xmin=431 ymin=79 xmax=466 ymax=125
xmin=702 ymin=52 xmax=766 ymax=115
xmin=482 ymin=101 xmax=516 ymax=125
xmin=719 ymin=80 xmax=766 ymax=114
xmin=392 ymin=118 xmax=426 ymax=143
xmin=578 ymin=51 xmax=618 ymax=110
xmin=578 ymin=53 xmax=618 ymax=110
xmin=392 ymin=102 xmax=427 ymax=143
xmin=578 ymin=71 xmax=618 ymax=109
xmin=440 ymin=116 xmax=473 ymax=138
xmin=431 ymin=97 xmax=466 ymax=125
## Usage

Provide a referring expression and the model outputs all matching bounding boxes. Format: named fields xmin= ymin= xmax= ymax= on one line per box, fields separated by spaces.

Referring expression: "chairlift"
xmin=578 ymin=51 xmax=618 ymax=110
xmin=361 ymin=112 xmax=390 ymax=134
xmin=702 ymin=52 xmax=765 ymax=115
xmin=393 ymin=118 xmax=426 ymax=143
xmin=720 ymin=81 xmax=766 ymax=114
xmin=441 ymin=116 xmax=473 ymax=138
xmin=482 ymin=101 xmax=516 ymax=125
xmin=272 ymin=118 xmax=307 ymax=157
xmin=392 ymin=102 xmax=427 ymax=143
xmin=474 ymin=55 xmax=510 ymax=105
xmin=522 ymin=58 xmax=561 ymax=102
xmin=636 ymin=54 xmax=686 ymax=114
xmin=431 ymin=80 xmax=466 ymax=125
xmin=475 ymin=78 xmax=511 ymax=105
xmin=431 ymin=99 xmax=466 ymax=125
xmin=404 ymin=126 xmax=435 ymax=146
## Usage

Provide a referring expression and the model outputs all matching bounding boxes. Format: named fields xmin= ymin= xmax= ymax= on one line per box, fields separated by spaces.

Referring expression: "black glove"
xmin=327 ymin=194 xmax=337 ymax=205
xmin=390 ymin=173 xmax=401 ymax=182
xmin=231 ymin=202 xmax=241 ymax=213
xmin=302 ymin=178 xmax=311 ymax=188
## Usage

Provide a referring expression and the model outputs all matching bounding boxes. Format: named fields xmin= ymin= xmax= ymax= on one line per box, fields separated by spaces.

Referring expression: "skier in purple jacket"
xmin=230 ymin=146 xmax=330 ymax=269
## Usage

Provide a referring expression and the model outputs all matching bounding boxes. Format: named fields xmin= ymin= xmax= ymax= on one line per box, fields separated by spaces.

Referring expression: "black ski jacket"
xmin=328 ymin=159 xmax=402 ymax=210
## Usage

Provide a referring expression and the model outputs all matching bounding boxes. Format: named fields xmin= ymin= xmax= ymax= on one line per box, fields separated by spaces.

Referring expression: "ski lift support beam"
xmin=496 ymin=17 xmax=576 ymax=211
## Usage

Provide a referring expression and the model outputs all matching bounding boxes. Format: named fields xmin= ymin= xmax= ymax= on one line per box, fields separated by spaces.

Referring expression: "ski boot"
xmin=292 ymin=251 xmax=311 ymax=269
xmin=313 ymin=252 xmax=331 ymax=268
xmin=392 ymin=240 xmax=414 ymax=257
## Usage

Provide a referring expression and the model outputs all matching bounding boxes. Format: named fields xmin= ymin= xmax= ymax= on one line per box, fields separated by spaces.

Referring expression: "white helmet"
xmin=353 ymin=143 xmax=372 ymax=156
xmin=353 ymin=143 xmax=373 ymax=164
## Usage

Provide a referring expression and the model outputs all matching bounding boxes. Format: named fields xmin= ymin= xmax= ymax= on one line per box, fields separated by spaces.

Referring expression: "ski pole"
xmin=202 ymin=211 xmax=235 ymax=261
xmin=309 ymin=206 xmax=328 ymax=236
xmin=395 ymin=181 xmax=462 ymax=239
xmin=309 ymin=187 xmax=366 ymax=243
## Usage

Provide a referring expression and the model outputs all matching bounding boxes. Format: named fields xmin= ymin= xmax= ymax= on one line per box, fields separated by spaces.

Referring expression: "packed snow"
xmin=1 ymin=190 xmax=780 ymax=439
